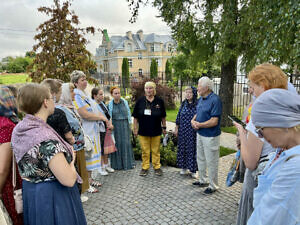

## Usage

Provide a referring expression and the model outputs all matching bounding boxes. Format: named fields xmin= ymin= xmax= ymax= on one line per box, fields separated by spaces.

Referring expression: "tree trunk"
xmin=219 ymin=58 xmax=237 ymax=127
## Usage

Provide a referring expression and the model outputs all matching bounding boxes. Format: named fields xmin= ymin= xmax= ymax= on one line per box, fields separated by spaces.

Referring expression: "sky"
xmin=0 ymin=0 xmax=171 ymax=60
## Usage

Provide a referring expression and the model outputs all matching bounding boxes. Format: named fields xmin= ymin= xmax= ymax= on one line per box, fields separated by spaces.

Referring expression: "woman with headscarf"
xmin=11 ymin=83 xmax=86 ymax=225
xmin=91 ymin=87 xmax=114 ymax=175
xmin=132 ymin=81 xmax=167 ymax=176
xmin=175 ymin=86 xmax=198 ymax=177
xmin=58 ymin=83 xmax=89 ymax=201
xmin=71 ymin=70 xmax=108 ymax=192
xmin=0 ymin=86 xmax=23 ymax=225
xmin=108 ymin=86 xmax=135 ymax=170
xmin=247 ymin=89 xmax=300 ymax=224
xmin=233 ymin=63 xmax=289 ymax=225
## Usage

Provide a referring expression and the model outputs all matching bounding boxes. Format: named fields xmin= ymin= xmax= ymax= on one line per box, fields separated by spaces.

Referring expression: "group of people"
xmin=0 ymin=63 xmax=299 ymax=225
xmin=233 ymin=64 xmax=300 ymax=225
xmin=171 ymin=63 xmax=300 ymax=224
xmin=0 ymin=73 xmax=168 ymax=224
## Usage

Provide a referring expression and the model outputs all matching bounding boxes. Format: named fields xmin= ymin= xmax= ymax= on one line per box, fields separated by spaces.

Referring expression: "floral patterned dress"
xmin=0 ymin=116 xmax=23 ymax=225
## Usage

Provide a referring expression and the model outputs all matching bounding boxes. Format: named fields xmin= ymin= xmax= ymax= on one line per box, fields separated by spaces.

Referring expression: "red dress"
xmin=0 ymin=116 xmax=23 ymax=225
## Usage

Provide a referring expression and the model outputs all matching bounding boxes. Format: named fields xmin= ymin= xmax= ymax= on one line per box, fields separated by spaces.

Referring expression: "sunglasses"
xmin=255 ymin=127 xmax=264 ymax=138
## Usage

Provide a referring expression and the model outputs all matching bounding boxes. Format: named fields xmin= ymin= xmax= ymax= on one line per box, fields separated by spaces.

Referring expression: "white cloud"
xmin=0 ymin=0 xmax=170 ymax=59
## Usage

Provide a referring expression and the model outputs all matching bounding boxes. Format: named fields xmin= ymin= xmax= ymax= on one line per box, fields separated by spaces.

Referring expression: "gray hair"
xmin=198 ymin=76 xmax=213 ymax=90
xmin=70 ymin=70 xmax=86 ymax=85
xmin=59 ymin=83 xmax=73 ymax=105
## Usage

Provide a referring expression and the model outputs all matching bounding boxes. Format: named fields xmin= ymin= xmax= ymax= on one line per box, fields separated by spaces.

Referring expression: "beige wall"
xmin=97 ymin=44 xmax=176 ymax=77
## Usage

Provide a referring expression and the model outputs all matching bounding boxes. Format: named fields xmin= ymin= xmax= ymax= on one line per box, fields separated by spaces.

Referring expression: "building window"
xmin=104 ymin=48 xmax=108 ymax=56
xmin=168 ymin=44 xmax=172 ymax=52
xmin=138 ymin=52 xmax=142 ymax=59
xmin=128 ymin=59 xmax=132 ymax=68
xmin=150 ymin=44 xmax=154 ymax=52
xmin=155 ymin=58 xmax=161 ymax=67
xmin=154 ymin=43 xmax=161 ymax=51
xmin=139 ymin=69 xmax=143 ymax=76
xmin=126 ymin=43 xmax=133 ymax=52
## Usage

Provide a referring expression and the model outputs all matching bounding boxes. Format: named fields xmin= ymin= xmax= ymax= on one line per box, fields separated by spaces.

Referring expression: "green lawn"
xmin=220 ymin=146 xmax=236 ymax=157
xmin=0 ymin=73 xmax=30 ymax=84
xmin=221 ymin=126 xmax=238 ymax=134
xmin=166 ymin=108 xmax=178 ymax=122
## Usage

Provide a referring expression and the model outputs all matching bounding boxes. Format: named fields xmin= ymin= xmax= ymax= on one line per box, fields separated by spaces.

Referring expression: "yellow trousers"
xmin=139 ymin=135 xmax=161 ymax=170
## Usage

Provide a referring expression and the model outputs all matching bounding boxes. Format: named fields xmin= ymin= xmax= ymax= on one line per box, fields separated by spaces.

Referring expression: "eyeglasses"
xmin=255 ymin=127 xmax=264 ymax=138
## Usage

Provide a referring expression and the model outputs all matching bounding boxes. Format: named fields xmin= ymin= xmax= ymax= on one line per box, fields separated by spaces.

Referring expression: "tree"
xmin=4 ymin=56 xmax=33 ymax=73
xmin=127 ymin=0 xmax=299 ymax=125
xmin=165 ymin=59 xmax=172 ymax=81
xmin=122 ymin=58 xmax=130 ymax=94
xmin=150 ymin=59 xmax=158 ymax=79
xmin=28 ymin=0 xmax=97 ymax=83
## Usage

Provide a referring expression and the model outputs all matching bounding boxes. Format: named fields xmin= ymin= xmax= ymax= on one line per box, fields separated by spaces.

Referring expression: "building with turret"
xmin=95 ymin=29 xmax=176 ymax=79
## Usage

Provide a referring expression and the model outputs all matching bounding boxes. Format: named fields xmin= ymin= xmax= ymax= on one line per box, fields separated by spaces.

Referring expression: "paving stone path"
xmin=83 ymin=154 xmax=242 ymax=225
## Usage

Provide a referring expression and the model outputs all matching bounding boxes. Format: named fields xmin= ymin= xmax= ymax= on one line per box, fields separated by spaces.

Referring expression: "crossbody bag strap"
xmin=12 ymin=152 xmax=16 ymax=189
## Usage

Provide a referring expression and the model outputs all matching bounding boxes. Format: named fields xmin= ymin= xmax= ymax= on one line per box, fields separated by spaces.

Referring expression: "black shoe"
xmin=139 ymin=169 xmax=149 ymax=176
xmin=192 ymin=181 xmax=209 ymax=187
xmin=203 ymin=187 xmax=216 ymax=195
xmin=154 ymin=168 xmax=163 ymax=176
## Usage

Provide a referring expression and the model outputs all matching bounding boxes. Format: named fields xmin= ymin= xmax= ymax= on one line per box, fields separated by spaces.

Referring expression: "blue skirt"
xmin=23 ymin=180 xmax=87 ymax=225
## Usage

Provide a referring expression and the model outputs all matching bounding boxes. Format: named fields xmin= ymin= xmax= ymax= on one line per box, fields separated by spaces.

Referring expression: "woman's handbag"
xmin=84 ymin=135 xmax=94 ymax=158
xmin=12 ymin=154 xmax=23 ymax=214
xmin=226 ymin=150 xmax=242 ymax=187
xmin=0 ymin=199 xmax=12 ymax=225
xmin=103 ymin=129 xmax=117 ymax=155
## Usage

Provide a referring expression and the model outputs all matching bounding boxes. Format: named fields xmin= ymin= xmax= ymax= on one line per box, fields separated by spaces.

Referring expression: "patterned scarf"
xmin=0 ymin=86 xmax=19 ymax=123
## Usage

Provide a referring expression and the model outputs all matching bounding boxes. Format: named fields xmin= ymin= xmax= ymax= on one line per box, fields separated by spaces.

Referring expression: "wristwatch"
xmin=162 ymin=126 xmax=167 ymax=130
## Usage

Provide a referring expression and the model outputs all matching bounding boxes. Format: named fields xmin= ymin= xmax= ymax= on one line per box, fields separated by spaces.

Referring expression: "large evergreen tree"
xmin=127 ymin=0 xmax=299 ymax=125
xmin=150 ymin=59 xmax=158 ymax=79
xmin=29 ymin=0 xmax=96 ymax=82
xmin=122 ymin=58 xmax=130 ymax=94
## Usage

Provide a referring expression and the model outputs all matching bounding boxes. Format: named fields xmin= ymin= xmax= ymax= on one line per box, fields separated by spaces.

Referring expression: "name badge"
xmin=144 ymin=109 xmax=151 ymax=115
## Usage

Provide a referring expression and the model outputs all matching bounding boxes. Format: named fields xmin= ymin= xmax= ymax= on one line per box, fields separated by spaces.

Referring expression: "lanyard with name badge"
xmin=144 ymin=98 xmax=152 ymax=116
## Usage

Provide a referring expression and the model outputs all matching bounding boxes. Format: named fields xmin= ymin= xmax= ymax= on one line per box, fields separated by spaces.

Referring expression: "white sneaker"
xmin=180 ymin=169 xmax=188 ymax=175
xmin=80 ymin=195 xmax=89 ymax=203
xmin=98 ymin=168 xmax=108 ymax=176
xmin=191 ymin=172 xmax=199 ymax=179
xmin=105 ymin=166 xmax=115 ymax=173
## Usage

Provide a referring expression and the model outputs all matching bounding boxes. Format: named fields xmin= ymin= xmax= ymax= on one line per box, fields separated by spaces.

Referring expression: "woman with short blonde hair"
xmin=132 ymin=81 xmax=167 ymax=176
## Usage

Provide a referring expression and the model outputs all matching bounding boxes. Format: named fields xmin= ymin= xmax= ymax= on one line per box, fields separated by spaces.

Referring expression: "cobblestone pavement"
xmin=83 ymin=154 xmax=242 ymax=225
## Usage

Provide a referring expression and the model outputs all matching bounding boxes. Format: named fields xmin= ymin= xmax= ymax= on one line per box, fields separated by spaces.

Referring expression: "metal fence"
xmin=92 ymin=72 xmax=300 ymax=119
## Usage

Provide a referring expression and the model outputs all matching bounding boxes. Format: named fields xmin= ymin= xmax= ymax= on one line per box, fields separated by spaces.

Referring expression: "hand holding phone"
xmin=228 ymin=115 xmax=246 ymax=128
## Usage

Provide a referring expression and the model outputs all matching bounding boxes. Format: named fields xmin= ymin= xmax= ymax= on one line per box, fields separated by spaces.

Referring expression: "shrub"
xmin=130 ymin=78 xmax=176 ymax=109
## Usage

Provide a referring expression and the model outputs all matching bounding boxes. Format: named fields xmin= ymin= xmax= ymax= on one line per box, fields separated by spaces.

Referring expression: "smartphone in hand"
xmin=228 ymin=115 xmax=246 ymax=128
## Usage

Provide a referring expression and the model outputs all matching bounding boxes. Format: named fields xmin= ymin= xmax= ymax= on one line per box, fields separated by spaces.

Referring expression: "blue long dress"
xmin=110 ymin=100 xmax=135 ymax=170
xmin=175 ymin=87 xmax=198 ymax=173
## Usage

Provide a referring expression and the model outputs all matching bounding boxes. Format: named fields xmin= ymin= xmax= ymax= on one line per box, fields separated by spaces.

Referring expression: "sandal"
xmin=87 ymin=186 xmax=98 ymax=193
xmin=89 ymin=179 xmax=102 ymax=187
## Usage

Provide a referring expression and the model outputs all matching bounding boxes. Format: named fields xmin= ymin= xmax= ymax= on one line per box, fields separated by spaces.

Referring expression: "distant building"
xmin=95 ymin=29 xmax=176 ymax=79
